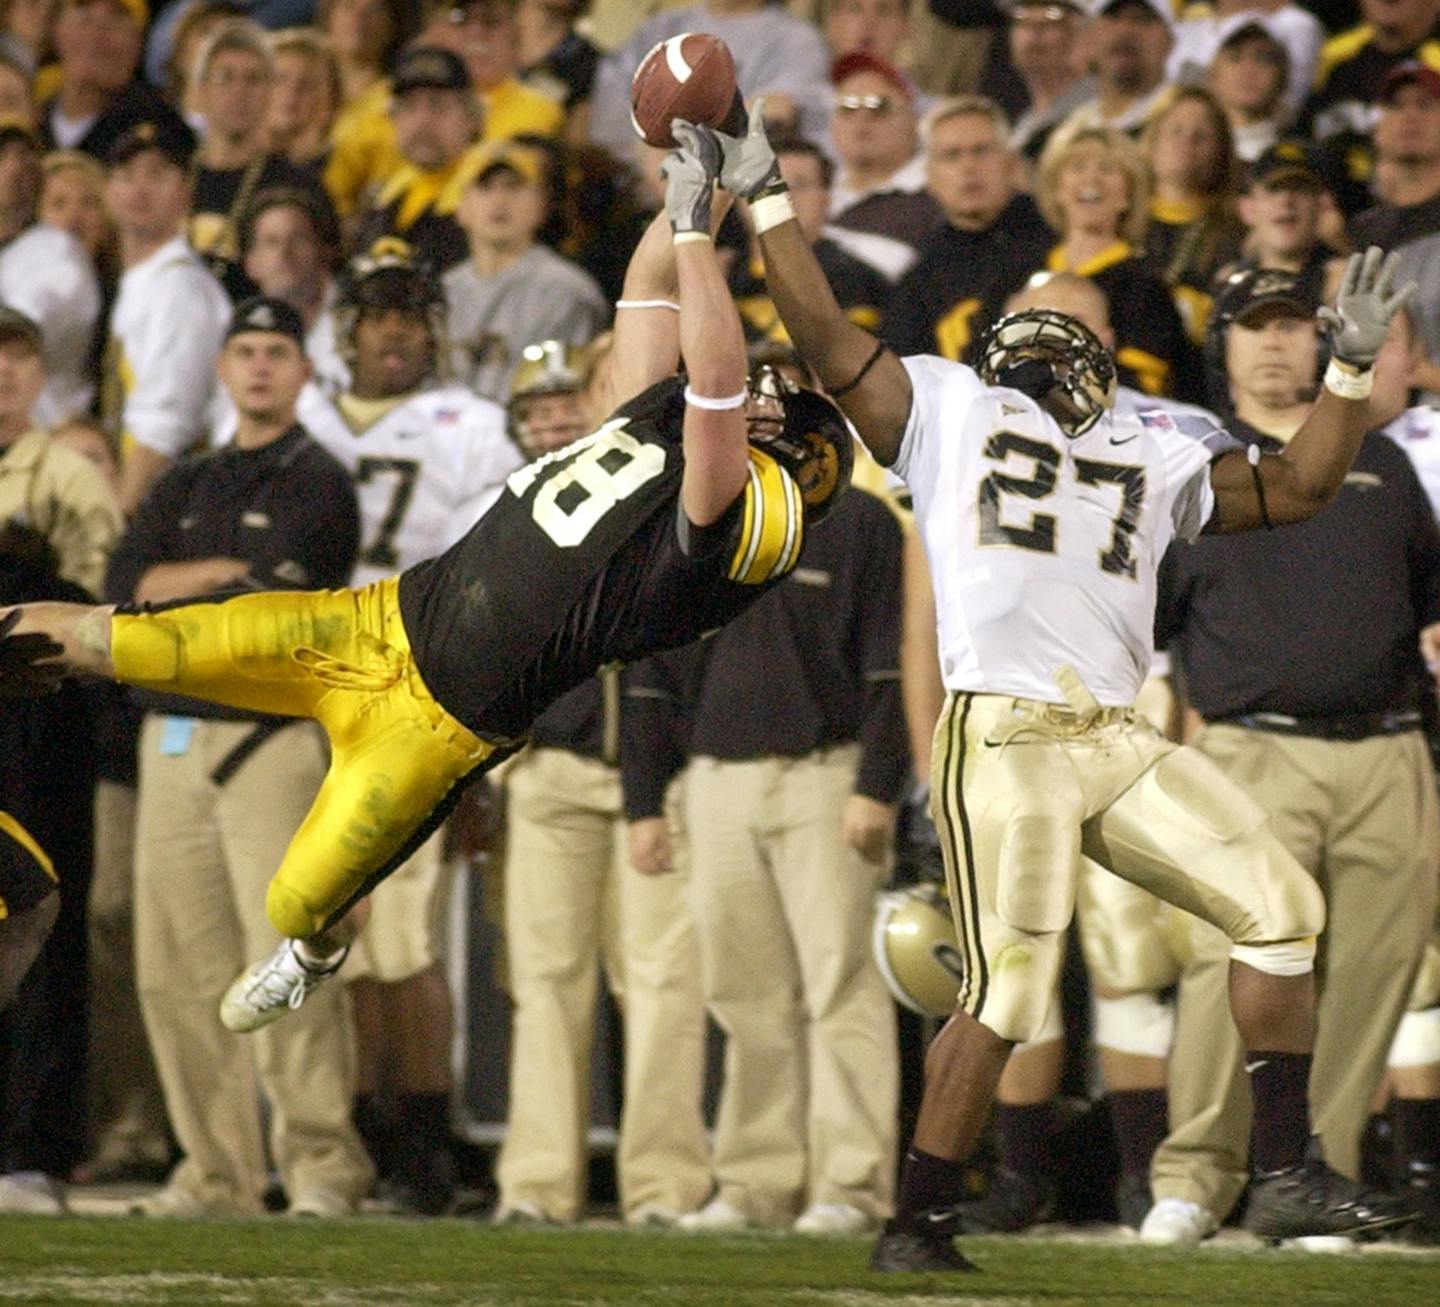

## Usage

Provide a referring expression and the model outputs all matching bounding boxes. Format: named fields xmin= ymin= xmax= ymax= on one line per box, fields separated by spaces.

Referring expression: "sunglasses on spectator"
xmin=836 ymin=93 xmax=897 ymax=114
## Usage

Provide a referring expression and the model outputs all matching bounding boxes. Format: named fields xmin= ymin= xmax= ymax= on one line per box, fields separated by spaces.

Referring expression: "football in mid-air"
xmin=630 ymin=32 xmax=740 ymax=149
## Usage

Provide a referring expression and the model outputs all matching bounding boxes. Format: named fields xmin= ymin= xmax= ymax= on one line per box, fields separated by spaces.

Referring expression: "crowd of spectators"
xmin=0 ymin=0 xmax=1437 ymax=1247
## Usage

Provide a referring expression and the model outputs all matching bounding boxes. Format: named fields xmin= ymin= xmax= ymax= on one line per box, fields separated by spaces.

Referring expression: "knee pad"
xmin=1389 ymin=1007 xmax=1440 ymax=1069
xmin=266 ymin=878 xmax=328 ymax=940
xmin=110 ymin=613 xmax=184 ymax=685
xmin=1093 ymin=991 xmax=1174 ymax=1058
xmin=997 ymin=813 xmax=1079 ymax=936
xmin=1078 ymin=863 xmax=1182 ymax=993
xmin=1229 ymin=936 xmax=1316 ymax=977
xmin=1014 ymin=994 xmax=1064 ymax=1052
xmin=974 ymin=928 xmax=1066 ymax=1044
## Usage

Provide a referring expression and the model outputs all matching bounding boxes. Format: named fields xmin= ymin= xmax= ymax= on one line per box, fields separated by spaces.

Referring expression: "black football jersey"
xmin=398 ymin=376 xmax=808 ymax=740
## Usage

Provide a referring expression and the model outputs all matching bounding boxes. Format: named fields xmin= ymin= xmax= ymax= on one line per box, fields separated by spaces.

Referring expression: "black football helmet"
xmin=978 ymin=309 xmax=1116 ymax=437
xmin=333 ymin=238 xmax=449 ymax=376
xmin=746 ymin=365 xmax=852 ymax=522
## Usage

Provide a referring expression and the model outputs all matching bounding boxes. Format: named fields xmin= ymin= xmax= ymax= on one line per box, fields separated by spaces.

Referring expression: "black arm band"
xmin=831 ymin=338 xmax=887 ymax=400
xmin=1247 ymin=445 xmax=1273 ymax=530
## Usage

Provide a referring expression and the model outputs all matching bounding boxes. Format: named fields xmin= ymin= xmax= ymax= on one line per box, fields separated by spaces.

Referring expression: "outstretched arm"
xmin=0 ymin=602 xmax=115 ymax=690
xmin=1208 ymin=248 xmax=1416 ymax=532
xmin=718 ymin=107 xmax=913 ymax=465
xmin=666 ymin=124 xmax=751 ymax=527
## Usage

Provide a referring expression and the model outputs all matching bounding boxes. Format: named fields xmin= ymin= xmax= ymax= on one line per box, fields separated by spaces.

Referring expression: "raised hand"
xmin=660 ymin=118 xmax=722 ymax=235
xmin=1317 ymin=246 xmax=1417 ymax=369
xmin=714 ymin=97 xmax=781 ymax=200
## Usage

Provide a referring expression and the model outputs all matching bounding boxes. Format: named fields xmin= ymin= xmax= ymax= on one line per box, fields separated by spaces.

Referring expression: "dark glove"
xmin=0 ymin=609 xmax=64 ymax=699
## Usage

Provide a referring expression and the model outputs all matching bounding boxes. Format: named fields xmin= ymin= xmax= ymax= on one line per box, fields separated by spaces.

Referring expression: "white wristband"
xmin=1323 ymin=359 xmax=1374 ymax=400
xmin=673 ymin=230 xmax=712 ymax=246
xmin=683 ymin=385 xmax=748 ymax=411
xmin=751 ymin=190 xmax=796 ymax=234
xmin=616 ymin=298 xmax=680 ymax=312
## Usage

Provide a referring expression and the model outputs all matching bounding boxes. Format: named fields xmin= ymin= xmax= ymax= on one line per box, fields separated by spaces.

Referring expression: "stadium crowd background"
xmin=1 ymin=0 xmax=1439 ymax=1250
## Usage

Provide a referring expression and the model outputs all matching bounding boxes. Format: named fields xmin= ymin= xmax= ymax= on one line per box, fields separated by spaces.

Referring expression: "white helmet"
xmin=872 ymin=883 xmax=964 ymax=1018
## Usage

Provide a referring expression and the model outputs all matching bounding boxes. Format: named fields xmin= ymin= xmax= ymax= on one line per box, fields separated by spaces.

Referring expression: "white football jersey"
xmin=894 ymin=355 xmax=1225 ymax=706
xmin=1383 ymin=405 xmax=1440 ymax=523
xmin=301 ymin=384 xmax=524 ymax=586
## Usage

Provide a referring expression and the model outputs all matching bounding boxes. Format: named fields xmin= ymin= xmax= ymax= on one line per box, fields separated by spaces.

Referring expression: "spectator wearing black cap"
xmin=350 ymin=46 xmax=481 ymax=272
xmin=1061 ymin=0 xmax=1173 ymax=137
xmin=1350 ymin=63 xmax=1440 ymax=252
xmin=827 ymin=51 xmax=942 ymax=252
xmin=109 ymin=295 xmax=372 ymax=1219
xmin=101 ymin=116 xmax=231 ymax=515
xmin=38 ymin=0 xmax=192 ymax=163
xmin=1217 ymin=142 xmax=1338 ymax=319
xmin=326 ymin=1 xmax=564 ymax=223
xmin=0 ymin=116 xmax=103 ymax=428
xmin=881 ymin=95 xmax=1051 ymax=361
xmin=1204 ymin=15 xmax=1293 ymax=164
xmin=1142 ymin=266 xmax=1440 ymax=1247
xmin=445 ymin=139 xmax=607 ymax=401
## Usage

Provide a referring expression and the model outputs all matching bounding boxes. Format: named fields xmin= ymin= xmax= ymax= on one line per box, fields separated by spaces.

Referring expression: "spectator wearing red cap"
xmin=827 ymin=50 xmax=942 ymax=251
xmin=1349 ymin=62 xmax=1440 ymax=252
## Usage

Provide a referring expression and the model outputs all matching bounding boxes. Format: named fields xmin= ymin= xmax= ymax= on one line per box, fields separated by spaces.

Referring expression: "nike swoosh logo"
xmin=1245 ymin=1059 xmax=1270 ymax=1074
xmin=1110 ymin=434 xmax=1139 ymax=446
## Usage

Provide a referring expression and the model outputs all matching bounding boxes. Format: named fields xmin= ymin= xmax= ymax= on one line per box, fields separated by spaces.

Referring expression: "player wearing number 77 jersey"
xmin=0 ymin=124 xmax=853 ymax=1030
xmin=706 ymin=105 xmax=1423 ymax=1269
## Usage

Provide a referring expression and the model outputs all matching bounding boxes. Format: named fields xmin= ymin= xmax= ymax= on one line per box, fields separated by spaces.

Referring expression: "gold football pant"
xmin=110 ymin=579 xmax=495 ymax=939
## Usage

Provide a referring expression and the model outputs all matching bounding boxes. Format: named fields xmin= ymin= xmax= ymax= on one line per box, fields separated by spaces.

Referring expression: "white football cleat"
xmin=220 ymin=940 xmax=347 ymax=1032
xmin=677 ymin=1196 xmax=751 ymax=1232
xmin=794 ymin=1202 xmax=876 ymax=1235
xmin=1139 ymin=1197 xmax=1219 ymax=1247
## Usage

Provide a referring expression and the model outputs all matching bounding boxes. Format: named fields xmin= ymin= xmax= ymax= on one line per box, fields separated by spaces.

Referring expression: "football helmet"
xmin=978 ymin=309 xmax=1116 ymax=437
xmin=333 ymin=238 xmax=449 ymax=376
xmin=508 ymin=340 xmax=592 ymax=456
xmin=746 ymin=365 xmax=852 ymax=522
xmin=872 ymin=883 xmax=964 ymax=1018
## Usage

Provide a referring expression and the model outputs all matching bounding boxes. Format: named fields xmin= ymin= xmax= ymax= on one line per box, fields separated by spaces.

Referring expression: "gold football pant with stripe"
xmin=930 ymin=691 xmax=1325 ymax=1045
xmin=109 ymin=578 xmax=495 ymax=940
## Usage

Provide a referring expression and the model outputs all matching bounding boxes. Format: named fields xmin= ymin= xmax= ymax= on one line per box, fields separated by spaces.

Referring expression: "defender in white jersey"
xmin=706 ymin=106 xmax=1422 ymax=1271
xmin=304 ymin=241 xmax=521 ymax=1213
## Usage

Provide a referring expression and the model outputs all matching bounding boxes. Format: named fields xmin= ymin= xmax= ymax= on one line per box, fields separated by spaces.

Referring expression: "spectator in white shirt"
xmin=101 ymin=116 xmax=230 ymax=514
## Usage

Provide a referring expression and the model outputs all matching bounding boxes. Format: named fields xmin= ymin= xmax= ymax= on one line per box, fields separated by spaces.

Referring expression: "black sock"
xmin=1392 ymin=1097 xmax=1440 ymax=1171
xmin=1247 ymin=1051 xmax=1312 ymax=1175
xmin=1107 ymin=1088 xmax=1168 ymax=1183
xmin=353 ymin=1093 xmax=394 ymax=1176
xmin=893 ymin=1148 xmax=968 ymax=1227
xmin=399 ymin=1091 xmax=452 ymax=1155
xmin=995 ymin=1103 xmax=1053 ymax=1180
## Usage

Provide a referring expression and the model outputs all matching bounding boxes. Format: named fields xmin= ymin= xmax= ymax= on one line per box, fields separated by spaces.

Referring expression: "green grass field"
xmin=0 ymin=1218 xmax=1436 ymax=1307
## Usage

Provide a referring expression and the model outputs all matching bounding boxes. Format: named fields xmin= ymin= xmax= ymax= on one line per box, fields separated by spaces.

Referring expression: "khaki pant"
xmin=346 ymin=830 xmax=452 ymax=983
xmin=1153 ymin=726 xmax=1440 ymax=1216
xmin=496 ymin=748 xmax=709 ymax=1221
xmin=931 ymin=693 xmax=1323 ymax=1044
xmin=686 ymin=747 xmax=898 ymax=1225
xmin=86 ymin=779 xmax=169 ymax=1166
xmin=134 ymin=716 xmax=373 ymax=1213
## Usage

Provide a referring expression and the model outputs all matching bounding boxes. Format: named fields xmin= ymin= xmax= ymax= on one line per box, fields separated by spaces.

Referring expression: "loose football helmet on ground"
xmin=872 ymin=883 xmax=963 ymax=1018
xmin=978 ymin=309 xmax=1117 ymax=437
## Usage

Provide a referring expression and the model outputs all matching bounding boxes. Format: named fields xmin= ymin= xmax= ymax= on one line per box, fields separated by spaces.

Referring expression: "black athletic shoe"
xmin=1116 ymin=1172 xmax=1152 ymax=1232
xmin=393 ymin=1145 xmax=457 ymax=1217
xmin=1245 ymin=1157 xmax=1418 ymax=1242
xmin=1401 ymin=1162 xmax=1440 ymax=1246
xmin=870 ymin=1218 xmax=978 ymax=1274
xmin=952 ymin=1169 xmax=1055 ymax=1234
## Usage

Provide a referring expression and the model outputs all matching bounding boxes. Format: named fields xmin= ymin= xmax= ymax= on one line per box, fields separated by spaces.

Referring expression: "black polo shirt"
xmin=105 ymin=424 xmax=360 ymax=721
xmin=1156 ymin=420 xmax=1440 ymax=720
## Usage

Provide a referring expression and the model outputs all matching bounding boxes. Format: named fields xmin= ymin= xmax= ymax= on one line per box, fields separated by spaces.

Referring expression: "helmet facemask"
xmin=978 ymin=310 xmax=1117 ymax=438
xmin=744 ymin=366 xmax=852 ymax=522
